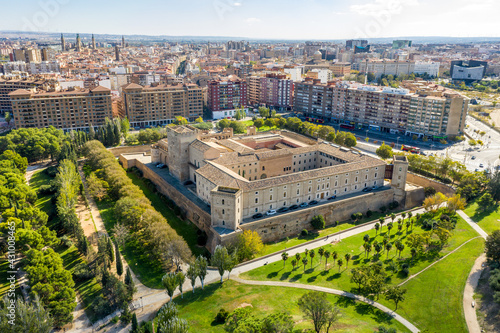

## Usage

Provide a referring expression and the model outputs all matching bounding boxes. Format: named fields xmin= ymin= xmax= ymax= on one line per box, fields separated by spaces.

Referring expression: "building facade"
xmin=9 ymin=86 xmax=112 ymax=130
xmin=122 ymin=83 xmax=204 ymax=128
xmin=0 ymin=77 xmax=51 ymax=114
xmin=247 ymin=74 xmax=293 ymax=109
xmin=207 ymin=77 xmax=247 ymax=118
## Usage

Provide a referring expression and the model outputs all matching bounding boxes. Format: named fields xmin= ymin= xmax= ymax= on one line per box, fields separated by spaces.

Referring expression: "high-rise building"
xmin=122 ymin=83 xmax=204 ymax=128
xmin=294 ymin=79 xmax=468 ymax=137
xmin=9 ymin=86 xmax=113 ymax=130
xmin=115 ymin=45 xmax=120 ymax=61
xmin=392 ymin=40 xmax=412 ymax=49
xmin=91 ymin=34 xmax=96 ymax=49
xmin=207 ymin=77 xmax=247 ymax=119
xmin=246 ymin=73 xmax=294 ymax=110
xmin=76 ymin=33 xmax=81 ymax=52
xmin=61 ymin=33 xmax=65 ymax=51
xmin=346 ymin=40 xmax=368 ymax=50
xmin=0 ymin=77 xmax=51 ymax=114
xmin=122 ymin=35 xmax=125 ymax=48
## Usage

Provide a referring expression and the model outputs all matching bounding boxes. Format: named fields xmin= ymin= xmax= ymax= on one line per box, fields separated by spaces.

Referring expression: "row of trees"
xmin=0 ymin=150 xmax=76 ymax=328
xmin=0 ymin=118 xmax=130 ymax=162
xmin=83 ymin=140 xmax=192 ymax=271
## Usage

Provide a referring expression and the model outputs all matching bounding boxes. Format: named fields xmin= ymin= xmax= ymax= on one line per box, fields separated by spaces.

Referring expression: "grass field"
xmin=240 ymin=119 xmax=278 ymax=132
xmin=261 ymin=208 xmax=413 ymax=256
xmin=174 ymin=280 xmax=410 ymax=333
xmin=95 ymin=199 xmax=166 ymax=289
xmin=463 ymin=198 xmax=500 ymax=235
xmin=126 ymin=172 xmax=208 ymax=257
xmin=378 ymin=237 xmax=484 ymax=333
xmin=242 ymin=216 xmax=479 ymax=294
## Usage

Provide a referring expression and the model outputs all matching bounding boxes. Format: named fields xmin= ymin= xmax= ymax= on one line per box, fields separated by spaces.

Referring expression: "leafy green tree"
xmin=324 ymin=250 xmax=331 ymax=270
xmin=486 ymin=230 xmax=500 ymax=264
xmin=253 ymin=118 xmax=264 ymax=129
xmin=114 ymin=240 xmax=123 ymax=276
xmin=176 ymin=271 xmax=186 ymax=298
xmin=237 ymin=230 xmax=263 ymax=261
xmin=344 ymin=253 xmax=351 ymax=268
xmin=298 ymin=291 xmax=336 ymax=333
xmin=211 ymin=245 xmax=229 ymax=283
xmin=344 ymin=133 xmax=357 ymax=147
xmin=376 ymin=143 xmax=394 ymax=159
xmin=261 ymin=311 xmax=294 ymax=333
xmin=157 ymin=302 xmax=189 ymax=333
xmin=385 ymin=286 xmax=407 ymax=310
xmin=311 ymin=215 xmax=325 ymax=229
xmin=186 ymin=264 xmax=198 ymax=293
xmin=196 ymin=256 xmax=208 ymax=289
xmin=0 ymin=295 xmax=53 ymax=333
xmin=281 ymin=251 xmax=289 ymax=268
xmin=258 ymin=107 xmax=270 ymax=118
xmin=162 ymin=272 xmax=179 ymax=303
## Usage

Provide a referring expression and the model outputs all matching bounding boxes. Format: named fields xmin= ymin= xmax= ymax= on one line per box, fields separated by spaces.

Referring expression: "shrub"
xmin=73 ymin=263 xmax=93 ymax=282
xmin=60 ymin=235 xmax=74 ymax=248
xmin=424 ymin=186 xmax=437 ymax=197
xmin=366 ymin=210 xmax=373 ymax=218
xmin=311 ymin=215 xmax=325 ymax=230
xmin=388 ymin=201 xmax=399 ymax=210
xmin=380 ymin=206 xmax=387 ymax=214
xmin=333 ymin=221 xmax=339 ymax=227
xmin=38 ymin=184 xmax=56 ymax=195
xmin=44 ymin=166 xmax=58 ymax=177
xmin=301 ymin=229 xmax=309 ymax=237
xmin=215 ymin=308 xmax=230 ymax=323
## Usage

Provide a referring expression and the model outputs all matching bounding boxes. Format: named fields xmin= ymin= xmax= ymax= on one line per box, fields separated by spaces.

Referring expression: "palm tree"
xmin=410 ymin=248 xmax=417 ymax=265
xmin=324 ymin=250 xmax=331 ymax=270
xmin=345 ymin=253 xmax=351 ymax=268
xmin=337 ymin=259 xmax=343 ymax=272
xmin=387 ymin=222 xmax=394 ymax=236
xmin=396 ymin=242 xmax=405 ymax=258
xmin=363 ymin=242 xmax=370 ymax=257
xmin=363 ymin=234 xmax=370 ymax=243
xmin=318 ymin=247 xmax=325 ymax=263
xmin=281 ymin=252 xmax=289 ymax=268
xmin=386 ymin=243 xmax=393 ymax=259
xmin=366 ymin=245 xmax=372 ymax=258
xmin=379 ymin=216 xmax=385 ymax=230
xmin=397 ymin=218 xmax=402 ymax=226
xmin=332 ymin=251 xmax=338 ymax=269
xmin=390 ymin=213 xmax=396 ymax=223
xmin=402 ymin=212 xmax=407 ymax=220
xmin=309 ymin=250 xmax=315 ymax=269
xmin=398 ymin=223 xmax=403 ymax=236
xmin=302 ymin=258 xmax=308 ymax=272
xmin=406 ymin=221 xmax=411 ymax=234
xmin=374 ymin=243 xmax=383 ymax=260
xmin=382 ymin=236 xmax=389 ymax=250
xmin=410 ymin=218 xmax=415 ymax=231
xmin=305 ymin=248 xmax=309 ymax=257
xmin=374 ymin=222 xmax=380 ymax=235
xmin=291 ymin=259 xmax=297 ymax=270
xmin=295 ymin=253 xmax=301 ymax=262
xmin=408 ymin=212 xmax=413 ymax=222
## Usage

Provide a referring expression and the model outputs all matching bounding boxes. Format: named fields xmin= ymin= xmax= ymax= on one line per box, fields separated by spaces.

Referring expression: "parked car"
xmin=309 ymin=200 xmax=318 ymax=205
xmin=266 ymin=210 xmax=277 ymax=216
xmin=479 ymin=163 xmax=484 ymax=168
xmin=289 ymin=204 xmax=299 ymax=210
xmin=252 ymin=213 xmax=263 ymax=219
xmin=277 ymin=207 xmax=289 ymax=213
xmin=362 ymin=187 xmax=372 ymax=192
xmin=300 ymin=202 xmax=308 ymax=208
xmin=471 ymin=156 xmax=476 ymax=160
xmin=156 ymin=163 xmax=164 ymax=168
xmin=327 ymin=195 xmax=337 ymax=200
xmin=372 ymin=185 xmax=378 ymax=190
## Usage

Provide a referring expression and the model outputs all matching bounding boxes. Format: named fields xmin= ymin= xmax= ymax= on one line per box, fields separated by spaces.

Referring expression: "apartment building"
xmin=9 ymin=86 xmax=112 ymax=130
xmin=3 ymin=61 xmax=61 ymax=74
xmin=330 ymin=62 xmax=352 ymax=77
xmin=356 ymin=60 xmax=441 ymax=78
xmin=295 ymin=79 xmax=468 ymax=137
xmin=0 ymin=77 xmax=52 ymax=114
xmin=122 ymin=83 xmax=203 ymax=128
xmin=247 ymin=73 xmax=293 ymax=109
xmin=207 ymin=77 xmax=247 ymax=119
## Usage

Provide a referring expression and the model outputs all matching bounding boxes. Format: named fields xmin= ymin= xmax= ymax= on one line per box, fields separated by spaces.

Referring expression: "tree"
xmin=385 ymin=286 xmax=407 ymax=310
xmin=186 ymin=264 xmax=198 ymax=293
xmin=363 ymin=234 xmax=370 ymax=243
xmin=162 ymin=272 xmax=179 ymax=303
xmin=309 ymin=249 xmax=316 ymax=268
xmin=324 ymin=250 xmax=331 ymax=270
xmin=374 ymin=222 xmax=380 ymax=235
xmin=114 ymin=240 xmax=123 ymax=276
xmin=297 ymin=291 xmax=335 ymax=333
xmin=344 ymin=253 xmax=351 ymax=268
xmin=376 ymin=143 xmax=394 ymax=160
xmin=344 ymin=133 xmax=357 ymax=147
xmin=195 ymin=116 xmax=203 ymax=123
xmin=174 ymin=116 xmax=188 ymax=125
xmin=0 ymin=295 xmax=53 ymax=333
xmin=379 ymin=216 xmax=385 ymax=229
xmin=311 ymin=215 xmax=325 ymax=229
xmin=176 ymin=271 xmax=186 ymax=298
xmin=237 ymin=230 xmax=263 ymax=261
xmin=395 ymin=241 xmax=405 ymax=258
xmin=226 ymin=251 xmax=238 ymax=280
xmin=258 ymin=107 xmax=270 ymax=118
xmin=211 ymin=245 xmax=229 ymax=283
xmin=478 ymin=192 xmax=495 ymax=211
xmin=486 ymin=230 xmax=500 ymax=264
xmin=332 ymin=251 xmax=338 ymax=269
xmin=218 ymin=118 xmax=231 ymax=129
xmin=291 ymin=259 xmax=297 ymax=270
xmin=4 ymin=112 xmax=12 ymax=126
xmin=86 ymin=173 xmax=108 ymax=201
xmin=262 ymin=311 xmax=295 ymax=333
xmin=253 ymin=118 xmax=264 ymax=129
xmin=125 ymin=267 xmax=135 ymax=295
xmin=157 ymin=302 xmax=189 ymax=333
xmin=488 ymin=171 xmax=500 ymax=201
xmin=386 ymin=243 xmax=393 ymax=259
xmin=337 ymin=259 xmax=343 ymax=271
xmin=318 ymin=247 xmax=325 ymax=263
xmin=387 ymin=222 xmax=393 ymax=235
xmin=302 ymin=257 xmax=308 ymax=272
xmin=282 ymin=252 xmax=289 ymax=268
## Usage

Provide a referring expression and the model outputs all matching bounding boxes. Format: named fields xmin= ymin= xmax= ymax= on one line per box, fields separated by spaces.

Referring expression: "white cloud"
xmin=350 ymin=0 xmax=419 ymax=16
xmin=233 ymin=2 xmax=243 ymax=7
xmin=245 ymin=17 xmax=261 ymax=25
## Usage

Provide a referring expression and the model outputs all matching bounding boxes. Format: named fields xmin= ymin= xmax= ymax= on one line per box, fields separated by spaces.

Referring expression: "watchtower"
xmin=390 ymin=155 xmax=409 ymax=204
xmin=167 ymin=125 xmax=199 ymax=182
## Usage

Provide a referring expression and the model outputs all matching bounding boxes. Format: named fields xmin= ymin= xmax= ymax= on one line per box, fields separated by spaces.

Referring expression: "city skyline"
xmin=2 ymin=0 xmax=499 ymax=40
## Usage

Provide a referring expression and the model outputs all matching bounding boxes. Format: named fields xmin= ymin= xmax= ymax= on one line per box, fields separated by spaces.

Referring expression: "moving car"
xmin=252 ymin=213 xmax=263 ymax=219
xmin=266 ymin=209 xmax=277 ymax=216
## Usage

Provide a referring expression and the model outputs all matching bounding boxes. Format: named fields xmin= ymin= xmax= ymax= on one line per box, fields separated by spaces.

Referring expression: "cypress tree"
xmin=107 ymin=237 xmax=114 ymax=263
xmin=131 ymin=313 xmax=138 ymax=332
xmin=89 ymin=124 xmax=95 ymax=140
xmin=114 ymin=240 xmax=123 ymax=276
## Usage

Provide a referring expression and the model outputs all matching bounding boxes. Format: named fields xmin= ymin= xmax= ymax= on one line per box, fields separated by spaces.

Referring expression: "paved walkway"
xmin=457 ymin=210 xmax=488 ymax=333
xmin=231 ymin=277 xmax=420 ymax=333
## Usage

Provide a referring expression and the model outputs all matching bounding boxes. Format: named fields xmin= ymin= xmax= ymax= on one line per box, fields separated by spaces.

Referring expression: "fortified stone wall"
xmin=109 ymin=145 xmax=151 ymax=156
xmin=406 ymin=172 xmax=456 ymax=196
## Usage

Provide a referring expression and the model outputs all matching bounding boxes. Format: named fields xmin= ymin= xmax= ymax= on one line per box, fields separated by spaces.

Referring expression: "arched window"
xmin=222 ymin=199 xmax=225 ymax=205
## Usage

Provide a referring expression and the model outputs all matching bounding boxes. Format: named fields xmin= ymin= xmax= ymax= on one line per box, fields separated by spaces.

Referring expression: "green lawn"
xmin=96 ymin=199 xmax=166 ymax=289
xmin=240 ymin=120 xmax=278 ymax=132
xmin=261 ymin=208 xmax=413 ymax=256
xmin=56 ymin=244 xmax=103 ymax=323
xmin=463 ymin=198 xmax=500 ymax=235
xmin=378 ymin=237 xmax=484 ymax=333
xmin=174 ymin=280 xmax=410 ymax=333
xmin=242 ymin=216 xmax=479 ymax=294
xmin=126 ymin=172 xmax=208 ymax=257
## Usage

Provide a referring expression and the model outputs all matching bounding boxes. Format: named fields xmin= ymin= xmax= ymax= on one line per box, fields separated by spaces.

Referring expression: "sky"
xmin=1 ymin=0 xmax=499 ymax=40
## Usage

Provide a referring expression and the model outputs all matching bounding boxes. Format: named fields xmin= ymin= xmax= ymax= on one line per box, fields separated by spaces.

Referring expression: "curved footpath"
xmin=457 ymin=210 xmax=488 ymax=333
xmin=231 ymin=276 xmax=420 ymax=333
